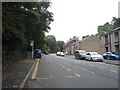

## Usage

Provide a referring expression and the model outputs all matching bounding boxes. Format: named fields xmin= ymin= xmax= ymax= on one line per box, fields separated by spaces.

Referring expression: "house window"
xmin=114 ymin=32 xmax=119 ymax=43
xmin=115 ymin=45 xmax=119 ymax=54
xmin=105 ymin=35 xmax=108 ymax=45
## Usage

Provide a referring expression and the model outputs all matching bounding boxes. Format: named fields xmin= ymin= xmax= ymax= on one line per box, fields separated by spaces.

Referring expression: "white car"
xmin=56 ymin=51 xmax=65 ymax=56
xmin=85 ymin=52 xmax=103 ymax=62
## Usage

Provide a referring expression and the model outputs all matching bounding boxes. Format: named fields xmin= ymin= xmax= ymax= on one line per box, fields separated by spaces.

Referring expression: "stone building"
xmin=79 ymin=35 xmax=103 ymax=54
xmin=63 ymin=36 xmax=79 ymax=55
xmin=100 ymin=27 xmax=120 ymax=54
xmin=64 ymin=35 xmax=103 ymax=55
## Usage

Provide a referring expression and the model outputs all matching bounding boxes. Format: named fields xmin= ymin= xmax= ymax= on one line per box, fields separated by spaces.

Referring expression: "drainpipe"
xmin=109 ymin=33 xmax=112 ymax=52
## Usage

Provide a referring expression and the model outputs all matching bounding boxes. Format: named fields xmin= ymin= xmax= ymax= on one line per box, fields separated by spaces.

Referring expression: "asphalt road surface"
xmin=25 ymin=54 xmax=119 ymax=88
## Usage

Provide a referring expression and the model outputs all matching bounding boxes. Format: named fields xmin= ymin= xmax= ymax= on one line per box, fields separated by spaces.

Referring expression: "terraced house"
xmin=64 ymin=35 xmax=103 ymax=55
xmin=100 ymin=27 xmax=120 ymax=54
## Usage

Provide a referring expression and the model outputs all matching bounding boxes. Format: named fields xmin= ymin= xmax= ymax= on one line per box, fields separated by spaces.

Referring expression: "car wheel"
xmin=112 ymin=56 xmax=116 ymax=60
xmin=91 ymin=58 xmax=94 ymax=61
xmin=79 ymin=57 xmax=82 ymax=60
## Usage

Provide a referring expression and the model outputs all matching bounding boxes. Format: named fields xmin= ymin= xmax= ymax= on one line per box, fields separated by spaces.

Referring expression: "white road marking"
xmin=110 ymin=70 xmax=118 ymax=73
xmin=62 ymin=66 xmax=65 ymax=68
xmin=67 ymin=68 xmax=71 ymax=71
xmin=75 ymin=73 xmax=80 ymax=77
xmin=75 ymin=66 xmax=94 ymax=73
xmin=80 ymin=67 xmax=87 ymax=71
xmin=65 ymin=76 xmax=76 ymax=78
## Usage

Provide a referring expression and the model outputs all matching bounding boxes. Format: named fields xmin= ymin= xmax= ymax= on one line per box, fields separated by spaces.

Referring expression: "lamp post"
xmin=30 ymin=40 xmax=34 ymax=59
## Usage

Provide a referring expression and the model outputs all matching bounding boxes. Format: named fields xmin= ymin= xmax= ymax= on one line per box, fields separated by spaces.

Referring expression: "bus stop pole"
xmin=30 ymin=41 xmax=34 ymax=59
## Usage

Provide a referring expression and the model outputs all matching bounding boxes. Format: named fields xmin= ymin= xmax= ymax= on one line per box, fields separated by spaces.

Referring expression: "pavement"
xmin=103 ymin=59 xmax=120 ymax=65
xmin=2 ymin=57 xmax=36 ymax=89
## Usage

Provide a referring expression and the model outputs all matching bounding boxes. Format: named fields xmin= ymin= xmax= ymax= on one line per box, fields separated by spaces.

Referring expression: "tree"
xmin=45 ymin=35 xmax=65 ymax=53
xmin=46 ymin=35 xmax=57 ymax=53
xmin=96 ymin=22 xmax=114 ymax=36
xmin=2 ymin=2 xmax=54 ymax=65
xmin=57 ymin=41 xmax=65 ymax=51
xmin=112 ymin=17 xmax=120 ymax=29
xmin=96 ymin=17 xmax=120 ymax=37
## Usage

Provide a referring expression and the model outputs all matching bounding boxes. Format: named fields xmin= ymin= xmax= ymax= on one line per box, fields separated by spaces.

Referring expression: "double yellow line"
xmin=32 ymin=59 xmax=40 ymax=80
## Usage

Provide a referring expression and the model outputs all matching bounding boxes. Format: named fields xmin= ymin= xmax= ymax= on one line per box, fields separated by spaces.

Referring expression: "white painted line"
xmin=81 ymin=67 xmax=87 ymax=71
xmin=110 ymin=70 xmax=118 ymax=73
xmin=75 ymin=73 xmax=80 ymax=77
xmin=67 ymin=68 xmax=71 ymax=71
xmin=65 ymin=76 xmax=76 ymax=78
xmin=62 ymin=66 xmax=65 ymax=68
xmin=80 ymin=67 xmax=94 ymax=73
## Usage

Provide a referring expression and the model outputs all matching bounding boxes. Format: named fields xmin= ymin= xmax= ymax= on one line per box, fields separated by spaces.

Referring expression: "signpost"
xmin=30 ymin=41 xmax=34 ymax=59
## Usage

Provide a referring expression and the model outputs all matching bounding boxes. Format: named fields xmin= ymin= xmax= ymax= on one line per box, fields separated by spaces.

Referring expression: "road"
xmin=25 ymin=54 xmax=119 ymax=88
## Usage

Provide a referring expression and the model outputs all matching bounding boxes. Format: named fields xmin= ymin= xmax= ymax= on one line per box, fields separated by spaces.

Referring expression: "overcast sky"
xmin=46 ymin=0 xmax=119 ymax=43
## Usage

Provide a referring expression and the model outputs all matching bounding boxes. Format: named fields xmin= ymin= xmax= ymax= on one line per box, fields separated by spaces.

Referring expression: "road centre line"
xmin=67 ymin=68 xmax=71 ymax=71
xmin=65 ymin=76 xmax=76 ymax=78
xmin=62 ymin=66 xmax=65 ymax=68
xmin=75 ymin=65 xmax=94 ymax=73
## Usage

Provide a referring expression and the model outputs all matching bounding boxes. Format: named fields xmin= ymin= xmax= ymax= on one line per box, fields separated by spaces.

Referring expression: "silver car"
xmin=75 ymin=50 xmax=87 ymax=60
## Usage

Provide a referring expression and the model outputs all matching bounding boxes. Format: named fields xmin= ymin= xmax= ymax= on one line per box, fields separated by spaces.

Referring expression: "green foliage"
xmin=112 ymin=17 xmax=120 ymax=28
xmin=96 ymin=17 xmax=120 ymax=37
xmin=57 ymin=41 xmax=65 ymax=51
xmin=44 ymin=35 xmax=65 ymax=53
xmin=2 ymin=2 xmax=53 ymax=65
xmin=97 ymin=22 xmax=114 ymax=36
xmin=46 ymin=35 xmax=57 ymax=53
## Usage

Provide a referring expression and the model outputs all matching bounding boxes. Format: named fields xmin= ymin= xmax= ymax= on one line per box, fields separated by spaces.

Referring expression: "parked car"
xmin=75 ymin=50 xmax=87 ymax=60
xmin=56 ymin=51 xmax=65 ymax=56
xmin=103 ymin=52 xmax=120 ymax=60
xmin=33 ymin=49 xmax=42 ymax=59
xmin=44 ymin=52 xmax=49 ymax=55
xmin=85 ymin=52 xmax=103 ymax=62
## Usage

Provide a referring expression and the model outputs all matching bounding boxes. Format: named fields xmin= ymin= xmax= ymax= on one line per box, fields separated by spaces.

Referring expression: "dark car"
xmin=103 ymin=52 xmax=120 ymax=60
xmin=75 ymin=50 xmax=87 ymax=60
xmin=44 ymin=52 xmax=49 ymax=55
xmin=33 ymin=49 xmax=42 ymax=59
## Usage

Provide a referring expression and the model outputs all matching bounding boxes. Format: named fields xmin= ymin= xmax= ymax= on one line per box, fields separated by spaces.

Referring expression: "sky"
xmin=46 ymin=0 xmax=120 ymax=43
